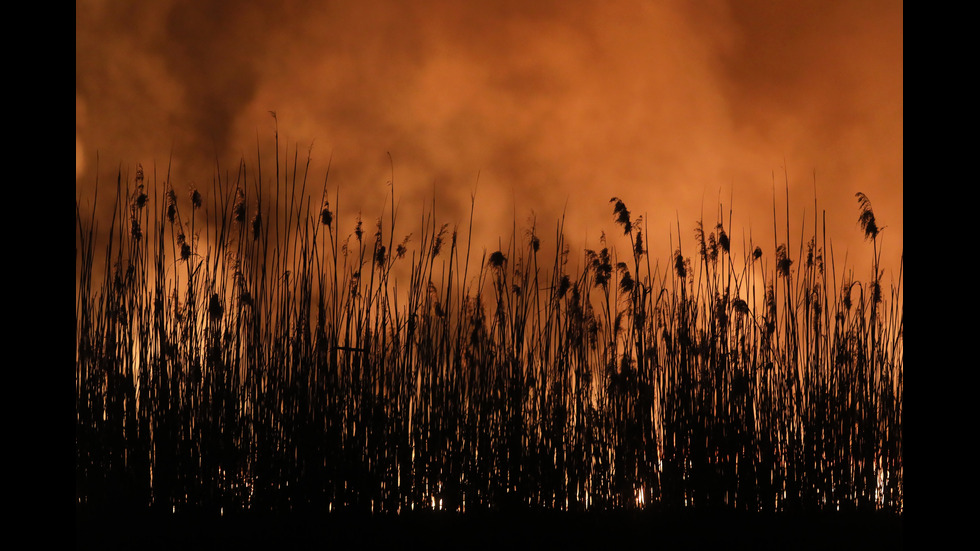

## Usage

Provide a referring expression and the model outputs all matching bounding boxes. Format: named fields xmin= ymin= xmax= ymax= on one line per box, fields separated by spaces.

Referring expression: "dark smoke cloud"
xmin=76 ymin=0 xmax=902 ymax=280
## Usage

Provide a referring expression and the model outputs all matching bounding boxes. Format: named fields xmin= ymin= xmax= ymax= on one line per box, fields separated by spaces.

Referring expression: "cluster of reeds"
xmin=75 ymin=148 xmax=902 ymax=516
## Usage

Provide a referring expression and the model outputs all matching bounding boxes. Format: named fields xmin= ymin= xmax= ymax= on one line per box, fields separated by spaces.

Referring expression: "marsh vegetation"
xmin=75 ymin=146 xmax=902 ymax=517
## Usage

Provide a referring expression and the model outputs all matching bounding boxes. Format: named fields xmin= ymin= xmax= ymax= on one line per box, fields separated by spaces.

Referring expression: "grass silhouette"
xmin=75 ymin=144 xmax=902 ymax=519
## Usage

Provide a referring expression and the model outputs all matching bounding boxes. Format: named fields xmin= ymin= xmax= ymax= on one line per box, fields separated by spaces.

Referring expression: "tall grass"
xmin=75 ymin=146 xmax=902 ymax=516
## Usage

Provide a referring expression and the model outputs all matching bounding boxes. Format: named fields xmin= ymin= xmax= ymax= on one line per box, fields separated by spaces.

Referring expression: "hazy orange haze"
xmin=76 ymin=0 xmax=902 ymax=283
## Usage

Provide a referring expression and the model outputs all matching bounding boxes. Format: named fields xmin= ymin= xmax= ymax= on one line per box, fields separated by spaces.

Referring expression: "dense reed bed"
xmin=75 ymin=148 xmax=902 ymax=517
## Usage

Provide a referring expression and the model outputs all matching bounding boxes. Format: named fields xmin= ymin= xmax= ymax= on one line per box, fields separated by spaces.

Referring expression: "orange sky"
xmin=76 ymin=0 xmax=902 ymax=285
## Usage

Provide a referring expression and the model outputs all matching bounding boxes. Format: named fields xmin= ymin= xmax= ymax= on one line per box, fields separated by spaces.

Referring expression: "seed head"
xmin=695 ymin=222 xmax=707 ymax=260
xmin=674 ymin=250 xmax=686 ymax=279
xmin=811 ymin=285 xmax=822 ymax=322
xmin=134 ymin=187 xmax=147 ymax=210
xmin=489 ymin=250 xmax=506 ymax=268
xmin=776 ymin=244 xmax=793 ymax=277
xmin=396 ymin=233 xmax=411 ymax=259
xmin=130 ymin=217 xmax=142 ymax=241
xmin=716 ymin=224 xmax=730 ymax=254
xmin=610 ymin=197 xmax=632 ymax=234
xmin=619 ymin=269 xmax=634 ymax=294
xmin=856 ymin=192 xmax=879 ymax=242
xmin=166 ymin=189 xmax=177 ymax=223
xmin=593 ymin=248 xmax=612 ymax=287
xmin=432 ymin=223 xmax=449 ymax=256
xmin=233 ymin=189 xmax=246 ymax=223
xmin=556 ymin=274 xmax=570 ymax=299
xmin=251 ymin=212 xmax=262 ymax=240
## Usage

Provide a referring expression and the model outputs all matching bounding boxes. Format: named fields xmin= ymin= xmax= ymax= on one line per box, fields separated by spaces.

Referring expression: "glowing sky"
xmin=76 ymin=0 xmax=902 ymax=283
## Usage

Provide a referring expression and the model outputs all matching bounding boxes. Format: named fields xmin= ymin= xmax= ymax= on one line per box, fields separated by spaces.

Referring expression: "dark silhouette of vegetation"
xmin=76 ymin=147 xmax=902 ymax=518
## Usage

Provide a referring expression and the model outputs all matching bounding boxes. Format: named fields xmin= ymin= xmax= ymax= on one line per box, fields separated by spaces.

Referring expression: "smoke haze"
xmin=76 ymin=0 xmax=902 ymax=280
